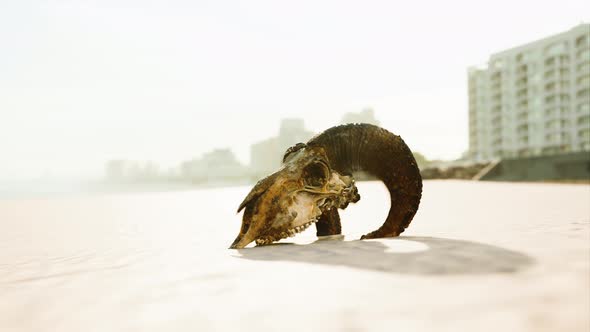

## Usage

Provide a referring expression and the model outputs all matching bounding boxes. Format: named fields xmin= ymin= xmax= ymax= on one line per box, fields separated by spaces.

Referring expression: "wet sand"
xmin=0 ymin=181 xmax=589 ymax=331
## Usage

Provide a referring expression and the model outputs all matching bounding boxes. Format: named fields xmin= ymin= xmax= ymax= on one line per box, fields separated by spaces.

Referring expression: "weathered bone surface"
xmin=230 ymin=123 xmax=422 ymax=249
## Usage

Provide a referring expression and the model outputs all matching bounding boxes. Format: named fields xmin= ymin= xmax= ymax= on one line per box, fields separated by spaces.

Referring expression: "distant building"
xmin=181 ymin=149 xmax=248 ymax=183
xmin=341 ymin=108 xmax=380 ymax=126
xmin=105 ymin=160 xmax=161 ymax=182
xmin=468 ymin=24 xmax=590 ymax=161
xmin=250 ymin=119 xmax=314 ymax=178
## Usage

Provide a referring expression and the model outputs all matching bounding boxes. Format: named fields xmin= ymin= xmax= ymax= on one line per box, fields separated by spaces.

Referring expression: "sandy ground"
xmin=0 ymin=180 xmax=589 ymax=332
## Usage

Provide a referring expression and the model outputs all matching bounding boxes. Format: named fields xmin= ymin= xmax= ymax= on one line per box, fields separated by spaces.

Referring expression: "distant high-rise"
xmin=341 ymin=108 xmax=380 ymax=126
xmin=250 ymin=119 xmax=314 ymax=178
xmin=180 ymin=149 xmax=247 ymax=183
xmin=468 ymin=24 xmax=590 ymax=161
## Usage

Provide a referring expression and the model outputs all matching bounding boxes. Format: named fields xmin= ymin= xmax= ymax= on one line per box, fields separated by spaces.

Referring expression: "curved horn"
xmin=307 ymin=123 xmax=422 ymax=239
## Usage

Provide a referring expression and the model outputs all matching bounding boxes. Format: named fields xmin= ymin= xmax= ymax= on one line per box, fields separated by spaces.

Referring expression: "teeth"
xmin=257 ymin=219 xmax=322 ymax=244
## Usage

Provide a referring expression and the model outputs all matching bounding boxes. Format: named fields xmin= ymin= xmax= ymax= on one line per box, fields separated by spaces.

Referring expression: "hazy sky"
xmin=1 ymin=0 xmax=588 ymax=180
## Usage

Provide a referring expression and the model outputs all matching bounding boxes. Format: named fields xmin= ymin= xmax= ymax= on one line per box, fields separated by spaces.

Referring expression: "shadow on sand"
xmin=235 ymin=236 xmax=534 ymax=275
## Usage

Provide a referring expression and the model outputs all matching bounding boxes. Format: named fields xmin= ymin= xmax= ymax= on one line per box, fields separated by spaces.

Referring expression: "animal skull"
xmin=230 ymin=146 xmax=360 ymax=249
xmin=230 ymin=124 xmax=423 ymax=249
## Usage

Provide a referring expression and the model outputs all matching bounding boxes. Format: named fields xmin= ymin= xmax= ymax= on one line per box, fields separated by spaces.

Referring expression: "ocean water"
xmin=0 ymin=181 xmax=589 ymax=332
xmin=0 ymin=180 xmax=199 ymax=200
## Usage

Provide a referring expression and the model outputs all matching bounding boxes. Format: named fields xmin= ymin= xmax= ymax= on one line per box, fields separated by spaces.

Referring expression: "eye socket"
xmin=302 ymin=162 xmax=330 ymax=187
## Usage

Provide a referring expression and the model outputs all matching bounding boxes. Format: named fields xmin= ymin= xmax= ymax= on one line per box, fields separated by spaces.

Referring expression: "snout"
xmin=229 ymin=235 xmax=244 ymax=249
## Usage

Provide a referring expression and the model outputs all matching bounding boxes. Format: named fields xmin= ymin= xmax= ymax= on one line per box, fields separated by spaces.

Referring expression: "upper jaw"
xmin=253 ymin=185 xmax=355 ymax=246
xmin=254 ymin=217 xmax=318 ymax=246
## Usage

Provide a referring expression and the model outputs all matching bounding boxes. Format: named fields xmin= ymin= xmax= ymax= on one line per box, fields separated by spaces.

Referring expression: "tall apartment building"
xmin=468 ymin=24 xmax=590 ymax=161
xmin=249 ymin=119 xmax=314 ymax=178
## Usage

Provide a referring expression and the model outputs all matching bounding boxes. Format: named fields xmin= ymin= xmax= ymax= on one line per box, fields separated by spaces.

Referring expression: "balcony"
xmin=491 ymin=70 xmax=502 ymax=80
xmin=517 ymin=100 xmax=529 ymax=108
xmin=517 ymin=124 xmax=529 ymax=133
xmin=545 ymin=94 xmax=571 ymax=107
xmin=517 ymin=110 xmax=528 ymax=121
xmin=577 ymin=102 xmax=590 ymax=113
xmin=544 ymin=70 xmax=556 ymax=80
xmin=578 ymin=115 xmax=590 ymax=129
xmin=491 ymin=97 xmax=502 ymax=107
xmin=491 ymin=117 xmax=502 ymax=127
xmin=577 ymin=88 xmax=590 ymax=99
xmin=576 ymin=75 xmax=590 ymax=86
xmin=516 ymin=64 xmax=528 ymax=76
xmin=576 ymin=35 xmax=589 ymax=48
xmin=546 ymin=55 xmax=570 ymax=67
xmin=516 ymin=88 xmax=528 ymax=99
xmin=516 ymin=77 xmax=528 ymax=87
xmin=578 ymin=62 xmax=590 ymax=74
xmin=545 ymin=57 xmax=555 ymax=67
xmin=577 ymin=48 xmax=590 ymax=61
xmin=517 ymin=135 xmax=530 ymax=149
xmin=545 ymin=107 xmax=570 ymax=120
xmin=517 ymin=148 xmax=531 ymax=157
xmin=491 ymin=127 xmax=502 ymax=137
xmin=545 ymin=81 xmax=570 ymax=93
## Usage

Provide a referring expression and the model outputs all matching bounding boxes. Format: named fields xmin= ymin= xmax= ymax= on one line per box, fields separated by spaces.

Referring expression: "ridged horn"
xmin=307 ymin=123 xmax=422 ymax=239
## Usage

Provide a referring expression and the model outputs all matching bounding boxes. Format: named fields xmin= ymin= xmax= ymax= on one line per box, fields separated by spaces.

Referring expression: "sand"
xmin=0 ymin=180 xmax=589 ymax=331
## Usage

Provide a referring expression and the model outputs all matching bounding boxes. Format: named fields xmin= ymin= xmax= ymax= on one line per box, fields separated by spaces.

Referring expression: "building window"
xmin=560 ymin=119 xmax=570 ymax=128
xmin=578 ymin=48 xmax=590 ymax=60
xmin=558 ymin=55 xmax=570 ymax=63
xmin=577 ymin=75 xmax=590 ymax=86
xmin=545 ymin=57 xmax=555 ymax=66
xmin=560 ymin=94 xmax=571 ymax=103
xmin=576 ymin=34 xmax=589 ymax=48
xmin=559 ymin=68 xmax=569 ymax=76
xmin=545 ymin=120 xmax=559 ymax=130
xmin=578 ymin=62 xmax=590 ymax=74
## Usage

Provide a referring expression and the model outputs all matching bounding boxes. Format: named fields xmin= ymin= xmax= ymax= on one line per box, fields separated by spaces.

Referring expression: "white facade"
xmin=468 ymin=24 xmax=590 ymax=160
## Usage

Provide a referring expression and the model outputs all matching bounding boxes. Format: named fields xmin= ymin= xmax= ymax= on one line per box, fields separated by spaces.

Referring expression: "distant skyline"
xmin=1 ymin=1 xmax=589 ymax=180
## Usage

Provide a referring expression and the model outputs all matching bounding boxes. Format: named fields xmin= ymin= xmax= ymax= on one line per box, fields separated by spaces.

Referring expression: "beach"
xmin=0 ymin=180 xmax=589 ymax=331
